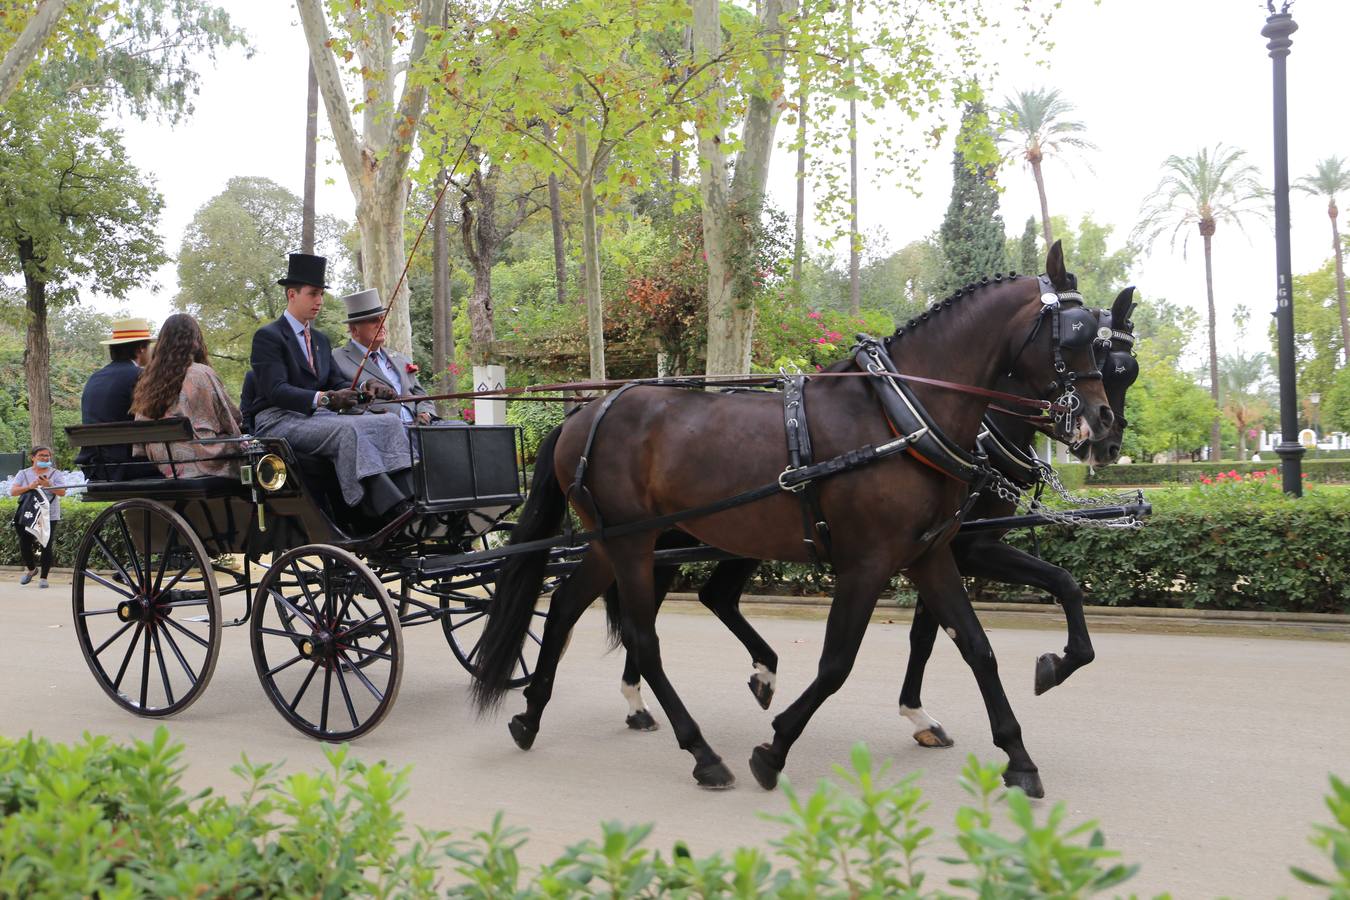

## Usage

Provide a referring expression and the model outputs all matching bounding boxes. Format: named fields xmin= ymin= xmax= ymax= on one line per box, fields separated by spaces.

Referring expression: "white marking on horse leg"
xmin=899 ymin=704 xmax=942 ymax=734
xmin=944 ymin=626 xmax=958 ymax=641
xmin=752 ymin=662 xmax=776 ymax=689
xmin=620 ymin=680 xmax=647 ymax=714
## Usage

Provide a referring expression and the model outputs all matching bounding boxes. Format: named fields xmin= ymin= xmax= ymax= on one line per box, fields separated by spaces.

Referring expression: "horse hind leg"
xmin=698 ymin=557 xmax=777 ymax=709
xmin=510 ymin=552 xmax=613 ymax=750
xmin=897 ymin=597 xmax=955 ymax=749
xmin=611 ymin=535 xmax=734 ymax=789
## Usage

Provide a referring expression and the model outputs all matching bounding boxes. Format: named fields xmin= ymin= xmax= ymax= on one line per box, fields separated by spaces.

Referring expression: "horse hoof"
xmin=1034 ymin=653 xmax=1061 ymax=696
xmin=747 ymin=675 xmax=774 ymax=710
xmin=1004 ymin=768 xmax=1044 ymax=799
xmin=748 ymin=744 xmax=781 ymax=790
xmin=626 ymin=709 xmax=659 ymax=732
xmin=693 ymin=759 xmax=736 ymax=790
xmin=508 ymin=715 xmax=537 ymax=751
xmin=912 ymin=725 xmax=954 ymax=749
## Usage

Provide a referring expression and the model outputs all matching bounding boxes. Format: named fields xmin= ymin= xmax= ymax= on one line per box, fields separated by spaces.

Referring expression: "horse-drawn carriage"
xmin=63 ymin=251 xmax=1151 ymax=795
xmin=64 ymin=418 xmax=558 ymax=741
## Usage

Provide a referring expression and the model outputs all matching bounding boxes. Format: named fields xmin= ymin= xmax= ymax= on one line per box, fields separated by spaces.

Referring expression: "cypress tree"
xmin=939 ymin=102 xmax=1006 ymax=291
xmin=1018 ymin=215 xmax=1039 ymax=274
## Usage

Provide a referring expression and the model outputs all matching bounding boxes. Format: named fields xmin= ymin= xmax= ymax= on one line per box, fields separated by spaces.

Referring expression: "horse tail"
xmin=602 ymin=582 xmax=624 ymax=650
xmin=470 ymin=424 xmax=568 ymax=714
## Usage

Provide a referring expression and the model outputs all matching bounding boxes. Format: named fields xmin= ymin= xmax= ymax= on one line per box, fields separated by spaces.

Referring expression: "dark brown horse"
xmin=473 ymin=245 xmax=1114 ymax=796
xmin=609 ymin=288 xmax=1142 ymax=748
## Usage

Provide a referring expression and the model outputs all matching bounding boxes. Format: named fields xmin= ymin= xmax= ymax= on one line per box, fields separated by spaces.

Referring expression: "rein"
xmin=381 ymin=369 xmax=1069 ymax=415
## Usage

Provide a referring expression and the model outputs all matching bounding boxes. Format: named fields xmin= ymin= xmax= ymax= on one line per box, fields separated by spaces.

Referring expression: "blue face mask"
xmin=35 ymin=460 xmax=52 ymax=469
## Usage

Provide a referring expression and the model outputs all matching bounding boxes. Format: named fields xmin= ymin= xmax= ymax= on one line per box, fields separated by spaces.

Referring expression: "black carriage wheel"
xmin=251 ymin=545 xmax=402 ymax=741
xmin=437 ymin=528 xmax=547 ymax=689
xmin=72 ymin=498 xmax=222 ymax=717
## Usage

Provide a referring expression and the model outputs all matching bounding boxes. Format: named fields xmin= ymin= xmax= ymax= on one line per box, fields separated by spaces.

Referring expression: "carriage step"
xmin=184 ymin=614 xmax=211 ymax=623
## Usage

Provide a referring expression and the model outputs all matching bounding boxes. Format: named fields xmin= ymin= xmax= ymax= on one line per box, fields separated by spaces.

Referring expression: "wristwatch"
xmin=318 ymin=392 xmax=331 ymax=408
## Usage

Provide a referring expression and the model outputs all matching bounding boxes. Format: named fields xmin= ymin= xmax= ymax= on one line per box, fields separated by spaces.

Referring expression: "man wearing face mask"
xmin=75 ymin=318 xmax=162 ymax=480
xmin=9 ymin=446 xmax=67 ymax=588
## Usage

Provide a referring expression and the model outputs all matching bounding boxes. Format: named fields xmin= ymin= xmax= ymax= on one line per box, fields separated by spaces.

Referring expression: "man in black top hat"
xmin=245 ymin=253 xmax=413 ymax=516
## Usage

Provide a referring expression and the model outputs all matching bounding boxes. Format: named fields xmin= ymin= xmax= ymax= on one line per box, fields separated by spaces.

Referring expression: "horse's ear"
xmin=1045 ymin=240 xmax=1068 ymax=288
xmin=1111 ymin=286 xmax=1137 ymax=324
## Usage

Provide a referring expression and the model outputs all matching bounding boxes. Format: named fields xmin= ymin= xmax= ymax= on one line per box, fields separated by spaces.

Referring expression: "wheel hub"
xmin=117 ymin=596 xmax=152 ymax=622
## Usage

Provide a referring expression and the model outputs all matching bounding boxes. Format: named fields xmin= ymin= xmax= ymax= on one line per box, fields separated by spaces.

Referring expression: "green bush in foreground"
xmin=0 ymin=730 xmax=1143 ymax=898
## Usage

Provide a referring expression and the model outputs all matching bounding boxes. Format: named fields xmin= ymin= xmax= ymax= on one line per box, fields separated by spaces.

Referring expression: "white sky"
xmin=92 ymin=0 xmax=1350 ymax=365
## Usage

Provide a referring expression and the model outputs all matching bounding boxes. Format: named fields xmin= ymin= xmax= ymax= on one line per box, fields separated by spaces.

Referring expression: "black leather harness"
xmin=782 ymin=376 xmax=831 ymax=564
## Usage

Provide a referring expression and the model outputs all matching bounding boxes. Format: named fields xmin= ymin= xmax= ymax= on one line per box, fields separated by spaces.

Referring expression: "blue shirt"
xmin=350 ymin=340 xmax=412 ymax=423
xmin=282 ymin=310 xmax=314 ymax=366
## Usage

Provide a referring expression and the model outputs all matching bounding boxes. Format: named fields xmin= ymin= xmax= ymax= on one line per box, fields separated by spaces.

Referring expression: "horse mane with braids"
xmin=130 ymin=313 xmax=209 ymax=419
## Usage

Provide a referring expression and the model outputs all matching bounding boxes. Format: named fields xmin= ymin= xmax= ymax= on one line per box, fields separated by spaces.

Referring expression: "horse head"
xmin=1005 ymin=240 xmax=1115 ymax=447
xmin=1073 ymin=286 xmax=1139 ymax=467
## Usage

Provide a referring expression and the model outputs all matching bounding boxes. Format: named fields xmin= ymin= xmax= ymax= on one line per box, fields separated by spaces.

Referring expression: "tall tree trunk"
xmin=21 ymin=260 xmax=52 ymax=449
xmin=358 ymin=189 xmax=414 ymax=357
xmin=1203 ymin=230 xmax=1222 ymax=461
xmin=548 ymin=171 xmax=566 ymax=305
xmin=432 ymin=169 xmax=454 ymax=416
xmin=1031 ymin=156 xmax=1053 ymax=247
xmin=845 ymin=0 xmax=859 ymax=315
xmin=0 ymin=0 xmax=70 ymax=107
xmin=575 ymin=130 xmax=606 ymax=381
xmin=693 ymin=0 xmax=743 ymax=377
xmin=300 ymin=60 xmax=319 ymax=253
xmin=792 ymin=83 xmax=807 ymax=291
xmin=1330 ymin=203 xmax=1349 ymax=363
xmin=468 ymin=264 xmax=494 ymax=360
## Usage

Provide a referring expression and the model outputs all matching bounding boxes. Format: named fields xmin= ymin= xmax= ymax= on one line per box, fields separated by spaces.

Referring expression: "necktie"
xmin=301 ymin=323 xmax=315 ymax=372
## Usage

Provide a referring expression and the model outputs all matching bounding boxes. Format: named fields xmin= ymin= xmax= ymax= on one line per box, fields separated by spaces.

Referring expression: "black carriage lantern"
xmin=1263 ymin=1 xmax=1305 ymax=496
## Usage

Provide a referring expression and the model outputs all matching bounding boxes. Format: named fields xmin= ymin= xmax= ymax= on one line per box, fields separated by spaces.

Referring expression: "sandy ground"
xmin=3 ymin=572 xmax=1347 ymax=898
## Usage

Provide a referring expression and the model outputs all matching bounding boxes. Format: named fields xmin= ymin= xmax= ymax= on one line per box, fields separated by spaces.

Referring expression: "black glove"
xmin=322 ymin=389 xmax=361 ymax=411
xmin=361 ymin=379 xmax=397 ymax=401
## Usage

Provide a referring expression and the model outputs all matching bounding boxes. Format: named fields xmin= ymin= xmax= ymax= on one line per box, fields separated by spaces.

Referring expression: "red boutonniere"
xmin=405 ymin=362 xmax=419 ymax=375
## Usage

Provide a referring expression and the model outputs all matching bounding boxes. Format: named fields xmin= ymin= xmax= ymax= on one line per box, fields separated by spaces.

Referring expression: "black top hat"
xmin=277 ymin=253 xmax=329 ymax=289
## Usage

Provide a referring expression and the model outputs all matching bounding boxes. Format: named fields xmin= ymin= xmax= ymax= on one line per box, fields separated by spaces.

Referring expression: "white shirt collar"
xmin=282 ymin=310 xmax=310 ymax=334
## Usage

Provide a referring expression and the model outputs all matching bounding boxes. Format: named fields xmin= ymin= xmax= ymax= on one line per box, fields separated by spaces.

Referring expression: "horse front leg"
xmin=896 ymin=598 xmax=955 ymax=748
xmin=957 ymin=538 xmax=1096 ymax=695
xmin=907 ymin=548 xmax=1044 ymax=797
xmin=749 ymin=565 xmax=888 ymax=790
xmin=696 ymin=558 xmax=778 ymax=709
xmin=609 ymin=535 xmax=735 ymax=789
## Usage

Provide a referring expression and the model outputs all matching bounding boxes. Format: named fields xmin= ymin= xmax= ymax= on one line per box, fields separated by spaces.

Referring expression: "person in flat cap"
xmin=242 ymin=253 xmax=413 ymax=516
xmin=332 ymin=289 xmax=435 ymax=426
xmin=76 ymin=317 xmax=162 ymax=480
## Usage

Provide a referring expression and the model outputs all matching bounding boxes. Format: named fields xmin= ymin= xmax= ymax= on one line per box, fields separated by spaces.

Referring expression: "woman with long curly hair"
xmin=131 ymin=313 xmax=242 ymax=478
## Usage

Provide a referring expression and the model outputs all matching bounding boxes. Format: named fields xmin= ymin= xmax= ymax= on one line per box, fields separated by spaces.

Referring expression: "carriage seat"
xmin=65 ymin=418 xmax=250 ymax=501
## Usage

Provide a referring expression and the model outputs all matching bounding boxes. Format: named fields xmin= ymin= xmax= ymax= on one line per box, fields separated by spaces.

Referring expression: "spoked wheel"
xmin=72 ymin=499 xmax=222 ymax=717
xmin=251 ymin=545 xmax=402 ymax=740
xmin=436 ymin=566 xmax=548 ymax=690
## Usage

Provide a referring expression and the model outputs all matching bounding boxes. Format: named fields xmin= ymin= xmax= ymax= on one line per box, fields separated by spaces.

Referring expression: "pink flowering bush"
xmin=753 ymin=297 xmax=892 ymax=372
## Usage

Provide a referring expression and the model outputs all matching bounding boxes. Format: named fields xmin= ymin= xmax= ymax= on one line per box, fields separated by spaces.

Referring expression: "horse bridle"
xmin=1012 ymin=274 xmax=1106 ymax=443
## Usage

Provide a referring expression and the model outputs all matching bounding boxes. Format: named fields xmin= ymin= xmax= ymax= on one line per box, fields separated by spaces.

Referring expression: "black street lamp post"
xmin=1263 ymin=2 xmax=1303 ymax=496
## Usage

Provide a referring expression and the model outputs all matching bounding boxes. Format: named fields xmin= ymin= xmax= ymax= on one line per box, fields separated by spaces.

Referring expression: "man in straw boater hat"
xmin=242 ymin=253 xmax=414 ymax=517
xmin=75 ymin=317 xmax=162 ymax=480
xmin=332 ymin=288 xmax=436 ymax=425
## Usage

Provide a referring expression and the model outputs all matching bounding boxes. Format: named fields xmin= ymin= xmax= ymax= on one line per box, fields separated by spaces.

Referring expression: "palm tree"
xmin=997 ymin=87 xmax=1094 ymax=248
xmin=1295 ymin=156 xmax=1350 ymax=363
xmin=1134 ymin=144 xmax=1269 ymax=462
xmin=1220 ymin=351 xmax=1271 ymax=460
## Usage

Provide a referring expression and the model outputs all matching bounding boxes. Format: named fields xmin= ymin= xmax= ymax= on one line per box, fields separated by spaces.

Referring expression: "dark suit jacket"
xmin=246 ymin=316 xmax=346 ymax=418
xmin=76 ymin=360 xmax=160 ymax=480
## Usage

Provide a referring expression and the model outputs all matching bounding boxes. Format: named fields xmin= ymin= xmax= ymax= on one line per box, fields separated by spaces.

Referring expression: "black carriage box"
xmin=411 ymin=424 xmax=525 ymax=509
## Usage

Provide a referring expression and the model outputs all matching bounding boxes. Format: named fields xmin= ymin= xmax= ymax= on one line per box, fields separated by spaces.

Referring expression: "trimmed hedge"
xmin=1086 ymin=459 xmax=1350 ymax=485
xmin=0 ymin=499 xmax=108 ymax=569
xmin=979 ymin=480 xmax=1350 ymax=612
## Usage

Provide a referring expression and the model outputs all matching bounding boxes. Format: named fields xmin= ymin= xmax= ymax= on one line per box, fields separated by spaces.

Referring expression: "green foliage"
xmin=1324 ymin=365 xmax=1350 ymax=434
xmin=506 ymin=397 xmax=566 ymax=464
xmin=987 ymin=481 xmax=1350 ymax=612
xmin=1015 ymin=216 xmax=1039 ymax=275
xmin=0 ymin=87 xmax=165 ymax=300
xmin=0 ymin=728 xmax=444 ymax=897
xmin=1279 ymin=257 xmax=1345 ymax=407
xmin=1291 ymin=774 xmax=1350 ymax=896
xmin=1120 ymin=345 xmax=1218 ymax=461
xmin=30 ymin=0 xmax=249 ymax=122
xmin=752 ymin=299 xmax=890 ymax=373
xmin=1044 ymin=215 xmax=1139 ymax=303
xmin=0 ymin=499 xmax=108 ymax=566
xmin=175 ymin=176 xmax=356 ymax=392
xmin=939 ymin=101 xmax=1006 ymax=292
xmin=1084 ymin=458 xmax=1350 ymax=485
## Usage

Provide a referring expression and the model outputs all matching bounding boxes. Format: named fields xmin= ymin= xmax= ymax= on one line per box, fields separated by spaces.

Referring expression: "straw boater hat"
xmin=100 ymin=318 xmax=155 ymax=345
xmin=339 ymin=288 xmax=386 ymax=324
